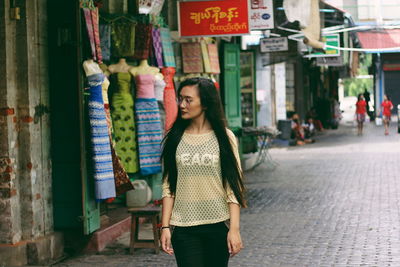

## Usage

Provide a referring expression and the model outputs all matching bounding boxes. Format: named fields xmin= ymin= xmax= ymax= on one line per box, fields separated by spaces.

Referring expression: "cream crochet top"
xmin=162 ymin=129 xmax=241 ymax=227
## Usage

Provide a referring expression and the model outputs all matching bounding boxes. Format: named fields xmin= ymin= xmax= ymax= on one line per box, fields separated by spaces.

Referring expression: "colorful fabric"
xmin=99 ymin=24 xmax=111 ymax=61
xmin=152 ymin=27 xmax=164 ymax=67
xmin=182 ymin=42 xmax=203 ymax=73
xmin=87 ymin=73 xmax=115 ymax=201
xmin=111 ymin=22 xmax=135 ymax=58
xmin=134 ymin=23 xmax=152 ymax=60
xmin=135 ymin=75 xmax=163 ymax=175
xmin=208 ymin=44 xmax=221 ymax=74
xmin=201 ymin=41 xmax=211 ymax=73
xmin=90 ymin=8 xmax=102 ymax=63
xmin=161 ymin=67 xmax=178 ymax=131
xmin=160 ymin=28 xmax=176 ymax=67
xmin=83 ymin=8 xmax=97 ymax=61
xmin=356 ymin=113 xmax=366 ymax=123
xmin=110 ymin=73 xmax=139 ymax=173
xmin=105 ymin=104 xmax=133 ymax=196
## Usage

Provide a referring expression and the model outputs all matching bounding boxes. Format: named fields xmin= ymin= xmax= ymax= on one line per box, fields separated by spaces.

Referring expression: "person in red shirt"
xmin=355 ymin=94 xmax=367 ymax=135
xmin=381 ymin=94 xmax=393 ymax=135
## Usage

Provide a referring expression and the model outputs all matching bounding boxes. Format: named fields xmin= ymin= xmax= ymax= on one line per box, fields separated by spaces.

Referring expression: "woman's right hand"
xmin=160 ymin=228 xmax=174 ymax=255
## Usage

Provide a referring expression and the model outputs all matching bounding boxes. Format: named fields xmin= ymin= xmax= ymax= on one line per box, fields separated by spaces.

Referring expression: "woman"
xmin=381 ymin=94 xmax=393 ymax=135
xmin=160 ymin=77 xmax=246 ymax=267
xmin=355 ymin=94 xmax=367 ymax=135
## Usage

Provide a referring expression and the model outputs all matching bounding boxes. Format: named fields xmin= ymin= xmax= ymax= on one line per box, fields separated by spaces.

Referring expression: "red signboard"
xmin=178 ymin=0 xmax=250 ymax=37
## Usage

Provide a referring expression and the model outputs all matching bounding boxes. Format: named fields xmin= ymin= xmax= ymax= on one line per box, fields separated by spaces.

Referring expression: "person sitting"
xmin=290 ymin=113 xmax=315 ymax=146
xmin=303 ymin=117 xmax=316 ymax=139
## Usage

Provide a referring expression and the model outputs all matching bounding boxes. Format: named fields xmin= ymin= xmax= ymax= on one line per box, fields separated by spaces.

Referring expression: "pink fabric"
xmin=90 ymin=8 xmax=103 ymax=64
xmin=161 ymin=67 xmax=178 ymax=131
xmin=83 ymin=8 xmax=96 ymax=60
xmin=135 ymin=74 xmax=155 ymax=99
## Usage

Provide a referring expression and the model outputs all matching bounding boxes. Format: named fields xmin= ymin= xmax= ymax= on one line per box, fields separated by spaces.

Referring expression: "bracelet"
xmin=161 ymin=226 xmax=170 ymax=230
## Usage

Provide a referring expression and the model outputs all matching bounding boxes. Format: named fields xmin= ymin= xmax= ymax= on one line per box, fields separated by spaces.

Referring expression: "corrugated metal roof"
xmin=357 ymin=29 xmax=400 ymax=50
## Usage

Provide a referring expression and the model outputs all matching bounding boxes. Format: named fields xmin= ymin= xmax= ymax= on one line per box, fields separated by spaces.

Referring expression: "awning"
xmin=357 ymin=29 xmax=400 ymax=52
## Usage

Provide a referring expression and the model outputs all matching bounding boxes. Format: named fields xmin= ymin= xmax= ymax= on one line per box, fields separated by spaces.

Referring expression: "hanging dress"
xmin=110 ymin=72 xmax=139 ymax=173
xmin=161 ymin=67 xmax=178 ymax=131
xmin=87 ymin=73 xmax=116 ymax=201
xmin=102 ymin=79 xmax=133 ymax=195
xmin=135 ymin=74 xmax=163 ymax=175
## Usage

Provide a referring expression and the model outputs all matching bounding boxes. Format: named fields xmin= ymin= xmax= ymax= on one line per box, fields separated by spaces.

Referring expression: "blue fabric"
xmin=135 ymin=98 xmax=163 ymax=175
xmin=87 ymin=73 xmax=116 ymax=200
xmin=99 ymin=24 xmax=111 ymax=61
xmin=160 ymin=28 xmax=176 ymax=67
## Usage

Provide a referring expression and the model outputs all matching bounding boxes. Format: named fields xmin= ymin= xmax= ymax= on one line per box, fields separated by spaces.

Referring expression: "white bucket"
xmin=375 ymin=117 xmax=382 ymax=126
xmin=126 ymin=180 xmax=152 ymax=207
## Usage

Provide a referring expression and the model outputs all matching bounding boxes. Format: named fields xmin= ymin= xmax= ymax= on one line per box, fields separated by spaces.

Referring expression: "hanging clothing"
xmin=90 ymin=8 xmax=102 ymax=63
xmin=181 ymin=42 xmax=204 ymax=73
xmin=152 ymin=27 xmax=164 ymax=67
xmin=134 ymin=23 xmax=152 ymax=60
xmin=135 ymin=74 xmax=163 ymax=175
xmin=161 ymin=67 xmax=178 ymax=131
xmin=99 ymin=24 xmax=111 ymax=61
xmin=111 ymin=22 xmax=136 ymax=58
xmin=87 ymin=73 xmax=116 ymax=201
xmin=160 ymin=28 xmax=176 ymax=67
xmin=83 ymin=8 xmax=97 ymax=61
xmin=110 ymin=72 xmax=139 ymax=173
xmin=208 ymin=44 xmax=221 ymax=74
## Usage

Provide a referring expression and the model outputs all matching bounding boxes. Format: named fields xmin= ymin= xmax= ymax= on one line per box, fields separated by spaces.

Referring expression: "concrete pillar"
xmin=0 ymin=0 xmax=62 ymax=265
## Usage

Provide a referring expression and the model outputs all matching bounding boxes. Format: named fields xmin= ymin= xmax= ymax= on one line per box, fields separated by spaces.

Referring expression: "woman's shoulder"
xmin=225 ymin=128 xmax=235 ymax=138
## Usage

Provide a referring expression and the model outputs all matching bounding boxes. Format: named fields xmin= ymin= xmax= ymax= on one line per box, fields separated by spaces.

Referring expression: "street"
xmin=55 ymin=120 xmax=400 ymax=266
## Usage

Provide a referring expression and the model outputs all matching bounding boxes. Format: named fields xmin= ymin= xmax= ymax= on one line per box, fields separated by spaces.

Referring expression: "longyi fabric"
xmin=160 ymin=28 xmax=176 ymax=67
xmin=87 ymin=73 xmax=116 ymax=200
xmin=135 ymin=74 xmax=163 ymax=175
xmin=134 ymin=23 xmax=152 ymax=60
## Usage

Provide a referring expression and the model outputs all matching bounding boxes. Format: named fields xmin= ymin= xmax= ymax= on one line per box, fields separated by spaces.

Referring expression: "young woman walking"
xmin=160 ymin=77 xmax=246 ymax=267
xmin=381 ymin=94 xmax=393 ymax=135
xmin=355 ymin=94 xmax=367 ymax=135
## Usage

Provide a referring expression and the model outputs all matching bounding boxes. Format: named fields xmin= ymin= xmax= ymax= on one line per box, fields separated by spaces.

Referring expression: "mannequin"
xmin=109 ymin=59 xmax=139 ymax=173
xmin=132 ymin=60 xmax=163 ymax=175
xmin=108 ymin=58 xmax=132 ymax=74
xmin=129 ymin=59 xmax=164 ymax=80
xmin=83 ymin=59 xmax=103 ymax=76
xmin=82 ymin=59 xmax=116 ymax=200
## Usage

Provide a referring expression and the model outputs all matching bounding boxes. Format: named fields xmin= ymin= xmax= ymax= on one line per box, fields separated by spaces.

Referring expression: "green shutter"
xmin=223 ymin=43 xmax=241 ymax=128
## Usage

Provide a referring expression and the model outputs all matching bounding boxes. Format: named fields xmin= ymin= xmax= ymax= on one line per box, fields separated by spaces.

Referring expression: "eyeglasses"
xmin=177 ymin=96 xmax=193 ymax=106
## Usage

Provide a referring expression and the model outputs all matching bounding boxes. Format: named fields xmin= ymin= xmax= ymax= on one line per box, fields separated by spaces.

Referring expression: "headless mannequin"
xmin=129 ymin=59 xmax=163 ymax=80
xmin=83 ymin=59 xmax=103 ymax=76
xmin=108 ymin=58 xmax=132 ymax=74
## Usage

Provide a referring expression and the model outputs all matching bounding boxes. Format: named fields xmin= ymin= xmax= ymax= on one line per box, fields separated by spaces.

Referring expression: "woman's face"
xmin=384 ymin=95 xmax=388 ymax=101
xmin=178 ymin=85 xmax=205 ymax=120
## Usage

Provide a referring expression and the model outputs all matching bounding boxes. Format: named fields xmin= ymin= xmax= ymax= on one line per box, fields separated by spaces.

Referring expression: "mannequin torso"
xmin=129 ymin=59 xmax=163 ymax=80
xmin=83 ymin=59 xmax=103 ymax=76
xmin=108 ymin=58 xmax=132 ymax=74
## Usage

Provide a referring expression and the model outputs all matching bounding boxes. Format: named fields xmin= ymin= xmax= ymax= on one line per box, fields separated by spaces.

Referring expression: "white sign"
xmin=275 ymin=62 xmax=286 ymax=121
xmin=260 ymin=37 xmax=288 ymax=52
xmin=249 ymin=0 xmax=274 ymax=30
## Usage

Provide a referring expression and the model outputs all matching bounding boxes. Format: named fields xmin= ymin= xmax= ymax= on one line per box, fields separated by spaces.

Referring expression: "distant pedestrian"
xmin=160 ymin=77 xmax=246 ymax=267
xmin=356 ymin=94 xmax=367 ymax=135
xmin=363 ymin=89 xmax=371 ymax=118
xmin=381 ymin=94 xmax=393 ymax=135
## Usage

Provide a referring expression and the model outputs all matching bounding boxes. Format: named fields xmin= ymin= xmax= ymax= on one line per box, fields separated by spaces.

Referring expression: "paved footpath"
xmin=55 ymin=121 xmax=400 ymax=267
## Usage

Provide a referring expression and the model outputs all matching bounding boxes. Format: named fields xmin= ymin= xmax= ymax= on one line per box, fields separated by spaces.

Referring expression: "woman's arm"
xmin=227 ymin=203 xmax=243 ymax=257
xmin=161 ymin=196 xmax=175 ymax=255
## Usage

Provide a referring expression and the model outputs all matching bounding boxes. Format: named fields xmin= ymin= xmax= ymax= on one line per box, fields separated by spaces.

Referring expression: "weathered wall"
xmin=0 ymin=0 xmax=52 ymax=246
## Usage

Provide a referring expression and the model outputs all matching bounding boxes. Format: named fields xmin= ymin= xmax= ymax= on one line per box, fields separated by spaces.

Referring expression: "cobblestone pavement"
xmin=54 ymin=121 xmax=400 ymax=267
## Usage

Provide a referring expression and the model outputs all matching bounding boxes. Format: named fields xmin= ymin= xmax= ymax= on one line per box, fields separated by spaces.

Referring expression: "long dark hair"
xmin=161 ymin=77 xmax=246 ymax=207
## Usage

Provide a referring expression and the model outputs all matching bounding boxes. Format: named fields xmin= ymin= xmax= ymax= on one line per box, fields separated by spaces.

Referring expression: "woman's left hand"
xmin=227 ymin=229 xmax=243 ymax=257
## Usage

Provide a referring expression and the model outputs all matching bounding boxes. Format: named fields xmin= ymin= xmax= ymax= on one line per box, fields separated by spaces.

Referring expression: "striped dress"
xmin=87 ymin=73 xmax=116 ymax=201
xmin=135 ymin=74 xmax=163 ymax=175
